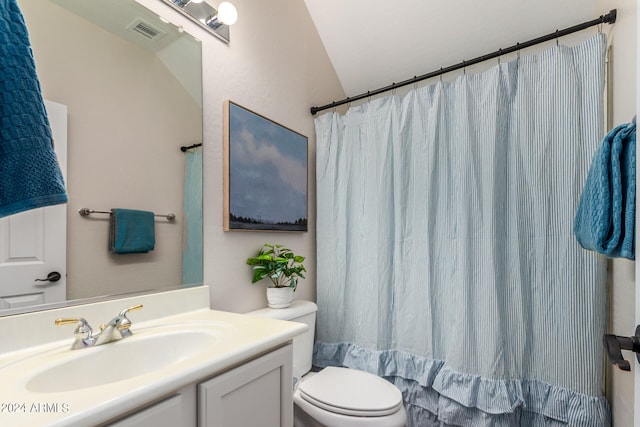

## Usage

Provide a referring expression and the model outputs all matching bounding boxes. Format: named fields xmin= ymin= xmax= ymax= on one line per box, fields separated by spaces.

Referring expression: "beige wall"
xmin=594 ymin=0 xmax=637 ymax=425
xmin=20 ymin=0 xmax=202 ymax=299
xmin=136 ymin=0 xmax=344 ymax=313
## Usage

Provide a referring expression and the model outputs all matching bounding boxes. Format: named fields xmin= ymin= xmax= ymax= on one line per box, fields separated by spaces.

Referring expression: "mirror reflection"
xmin=1 ymin=0 xmax=203 ymax=315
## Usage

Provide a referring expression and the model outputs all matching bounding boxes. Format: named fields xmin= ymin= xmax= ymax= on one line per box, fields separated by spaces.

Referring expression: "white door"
xmin=0 ymin=100 xmax=67 ymax=310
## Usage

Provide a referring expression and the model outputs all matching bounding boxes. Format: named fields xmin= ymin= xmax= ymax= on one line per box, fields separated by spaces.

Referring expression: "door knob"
xmin=603 ymin=325 xmax=640 ymax=371
xmin=35 ymin=271 xmax=62 ymax=283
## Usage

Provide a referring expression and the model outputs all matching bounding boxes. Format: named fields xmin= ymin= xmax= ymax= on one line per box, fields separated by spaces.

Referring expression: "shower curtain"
xmin=314 ymin=34 xmax=609 ymax=426
xmin=182 ymin=146 xmax=203 ymax=286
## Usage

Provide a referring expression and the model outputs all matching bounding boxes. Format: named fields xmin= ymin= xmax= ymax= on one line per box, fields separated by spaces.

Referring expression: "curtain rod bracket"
xmin=603 ymin=9 xmax=617 ymax=24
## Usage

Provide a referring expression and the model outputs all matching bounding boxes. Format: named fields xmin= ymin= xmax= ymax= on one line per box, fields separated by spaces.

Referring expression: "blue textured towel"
xmin=109 ymin=209 xmax=155 ymax=254
xmin=574 ymin=121 xmax=636 ymax=260
xmin=0 ymin=0 xmax=68 ymax=217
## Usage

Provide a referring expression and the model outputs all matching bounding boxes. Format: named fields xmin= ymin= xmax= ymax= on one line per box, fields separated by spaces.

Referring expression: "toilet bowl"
xmin=247 ymin=301 xmax=407 ymax=427
xmin=294 ymin=367 xmax=406 ymax=427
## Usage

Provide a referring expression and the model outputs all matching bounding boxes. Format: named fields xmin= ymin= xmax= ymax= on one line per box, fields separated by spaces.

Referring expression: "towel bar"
xmin=78 ymin=208 xmax=175 ymax=221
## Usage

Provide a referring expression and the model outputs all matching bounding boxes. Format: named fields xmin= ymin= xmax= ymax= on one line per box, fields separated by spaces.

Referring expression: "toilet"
xmin=247 ymin=301 xmax=407 ymax=427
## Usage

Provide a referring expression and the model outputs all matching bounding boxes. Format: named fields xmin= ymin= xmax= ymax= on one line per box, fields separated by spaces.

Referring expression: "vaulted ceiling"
xmin=303 ymin=0 xmax=601 ymax=97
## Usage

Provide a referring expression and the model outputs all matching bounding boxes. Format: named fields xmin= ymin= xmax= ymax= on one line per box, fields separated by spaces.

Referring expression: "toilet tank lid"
xmin=246 ymin=300 xmax=317 ymax=320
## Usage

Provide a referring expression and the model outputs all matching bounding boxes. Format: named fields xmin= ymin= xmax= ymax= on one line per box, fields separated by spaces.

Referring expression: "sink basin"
xmin=24 ymin=322 xmax=230 ymax=393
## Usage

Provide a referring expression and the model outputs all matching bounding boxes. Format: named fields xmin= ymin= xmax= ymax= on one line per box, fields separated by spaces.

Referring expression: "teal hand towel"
xmin=574 ymin=121 xmax=636 ymax=260
xmin=0 ymin=0 xmax=68 ymax=217
xmin=109 ymin=209 xmax=155 ymax=254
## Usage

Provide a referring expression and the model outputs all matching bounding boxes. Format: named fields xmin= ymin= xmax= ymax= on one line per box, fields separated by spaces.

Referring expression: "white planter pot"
xmin=266 ymin=287 xmax=294 ymax=309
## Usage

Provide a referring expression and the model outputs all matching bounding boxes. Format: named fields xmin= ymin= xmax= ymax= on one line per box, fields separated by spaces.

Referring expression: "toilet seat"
xmin=297 ymin=367 xmax=403 ymax=417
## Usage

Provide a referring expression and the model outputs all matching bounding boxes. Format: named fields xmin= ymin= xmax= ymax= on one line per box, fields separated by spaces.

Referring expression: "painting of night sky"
xmin=225 ymin=101 xmax=307 ymax=231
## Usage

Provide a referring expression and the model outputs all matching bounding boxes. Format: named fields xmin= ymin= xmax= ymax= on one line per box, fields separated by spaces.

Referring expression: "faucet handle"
xmin=115 ymin=304 xmax=143 ymax=332
xmin=118 ymin=304 xmax=143 ymax=317
xmin=55 ymin=317 xmax=93 ymax=340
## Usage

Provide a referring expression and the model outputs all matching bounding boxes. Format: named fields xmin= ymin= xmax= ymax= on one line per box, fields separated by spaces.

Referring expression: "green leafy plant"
xmin=246 ymin=244 xmax=306 ymax=290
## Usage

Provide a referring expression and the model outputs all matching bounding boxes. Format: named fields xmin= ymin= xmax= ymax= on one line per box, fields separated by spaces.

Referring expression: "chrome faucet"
xmin=54 ymin=317 xmax=96 ymax=350
xmin=55 ymin=304 xmax=143 ymax=350
xmin=95 ymin=304 xmax=143 ymax=345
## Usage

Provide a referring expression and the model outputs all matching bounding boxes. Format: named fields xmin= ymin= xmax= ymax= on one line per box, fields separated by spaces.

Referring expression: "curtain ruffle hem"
xmin=315 ymin=342 xmax=610 ymax=427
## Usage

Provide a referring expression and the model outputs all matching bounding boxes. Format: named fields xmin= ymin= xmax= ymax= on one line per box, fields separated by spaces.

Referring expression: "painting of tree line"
xmin=223 ymin=101 xmax=308 ymax=232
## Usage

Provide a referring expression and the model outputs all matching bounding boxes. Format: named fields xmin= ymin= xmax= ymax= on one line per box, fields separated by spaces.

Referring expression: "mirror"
xmin=2 ymin=0 xmax=203 ymax=315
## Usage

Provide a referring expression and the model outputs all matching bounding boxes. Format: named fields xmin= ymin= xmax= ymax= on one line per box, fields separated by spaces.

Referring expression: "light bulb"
xmin=190 ymin=0 xmax=204 ymax=3
xmin=217 ymin=2 xmax=237 ymax=26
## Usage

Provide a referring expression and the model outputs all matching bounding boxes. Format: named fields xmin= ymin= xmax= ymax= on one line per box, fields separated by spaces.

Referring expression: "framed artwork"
xmin=223 ymin=100 xmax=308 ymax=231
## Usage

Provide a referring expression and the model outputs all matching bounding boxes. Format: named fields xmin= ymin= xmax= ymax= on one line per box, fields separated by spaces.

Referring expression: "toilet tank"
xmin=246 ymin=300 xmax=317 ymax=380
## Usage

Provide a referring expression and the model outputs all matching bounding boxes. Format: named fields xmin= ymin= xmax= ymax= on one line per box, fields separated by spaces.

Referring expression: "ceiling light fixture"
xmin=162 ymin=0 xmax=237 ymax=43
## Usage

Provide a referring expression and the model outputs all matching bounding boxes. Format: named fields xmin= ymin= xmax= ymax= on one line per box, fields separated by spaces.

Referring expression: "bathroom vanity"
xmin=0 ymin=286 xmax=305 ymax=426
xmin=107 ymin=343 xmax=292 ymax=427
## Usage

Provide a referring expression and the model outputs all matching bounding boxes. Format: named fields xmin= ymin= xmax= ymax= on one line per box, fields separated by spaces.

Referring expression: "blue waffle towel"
xmin=0 ymin=0 xmax=68 ymax=217
xmin=574 ymin=120 xmax=636 ymax=260
xmin=109 ymin=209 xmax=155 ymax=254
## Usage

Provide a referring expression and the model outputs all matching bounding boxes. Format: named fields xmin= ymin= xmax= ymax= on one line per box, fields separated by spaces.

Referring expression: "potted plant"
xmin=246 ymin=243 xmax=306 ymax=308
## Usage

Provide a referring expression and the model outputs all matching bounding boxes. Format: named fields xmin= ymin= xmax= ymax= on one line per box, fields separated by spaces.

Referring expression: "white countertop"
xmin=0 ymin=286 xmax=306 ymax=426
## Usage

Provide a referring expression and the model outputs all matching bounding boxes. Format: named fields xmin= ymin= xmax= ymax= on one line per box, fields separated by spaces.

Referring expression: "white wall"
xmin=136 ymin=0 xmax=344 ymax=313
xmin=593 ymin=0 xmax=637 ymax=426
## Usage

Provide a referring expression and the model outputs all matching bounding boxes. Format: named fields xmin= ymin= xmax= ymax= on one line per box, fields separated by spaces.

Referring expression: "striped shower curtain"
xmin=314 ymin=34 xmax=609 ymax=426
xmin=182 ymin=146 xmax=203 ymax=286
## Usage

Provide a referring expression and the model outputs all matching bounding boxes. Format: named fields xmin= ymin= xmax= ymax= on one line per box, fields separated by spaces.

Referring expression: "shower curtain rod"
xmin=310 ymin=9 xmax=617 ymax=115
xmin=180 ymin=143 xmax=202 ymax=152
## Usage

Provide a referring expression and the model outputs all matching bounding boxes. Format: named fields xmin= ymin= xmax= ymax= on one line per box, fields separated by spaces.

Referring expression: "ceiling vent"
xmin=127 ymin=18 xmax=166 ymax=40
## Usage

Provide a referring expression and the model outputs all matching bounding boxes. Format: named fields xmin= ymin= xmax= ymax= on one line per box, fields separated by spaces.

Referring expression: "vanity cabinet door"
xmin=106 ymin=386 xmax=196 ymax=427
xmin=198 ymin=343 xmax=293 ymax=427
